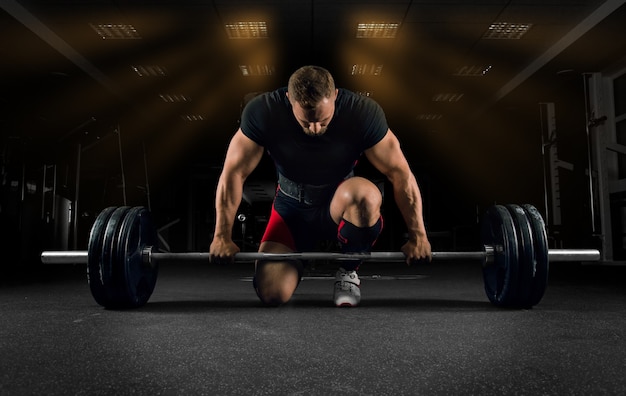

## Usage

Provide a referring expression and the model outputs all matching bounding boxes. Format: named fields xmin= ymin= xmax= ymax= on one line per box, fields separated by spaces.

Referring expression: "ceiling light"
xmin=131 ymin=65 xmax=168 ymax=77
xmin=239 ymin=65 xmax=275 ymax=76
xmin=483 ymin=22 xmax=532 ymax=39
xmin=432 ymin=93 xmax=464 ymax=102
xmin=356 ymin=22 xmax=399 ymax=39
xmin=225 ymin=22 xmax=268 ymax=39
xmin=454 ymin=65 xmax=492 ymax=77
xmin=90 ymin=23 xmax=141 ymax=39
xmin=159 ymin=94 xmax=190 ymax=103
xmin=351 ymin=64 xmax=384 ymax=76
xmin=181 ymin=115 xmax=206 ymax=122
xmin=416 ymin=114 xmax=443 ymax=121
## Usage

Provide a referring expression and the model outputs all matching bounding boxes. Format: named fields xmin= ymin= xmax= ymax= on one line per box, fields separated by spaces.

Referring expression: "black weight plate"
xmin=506 ymin=204 xmax=534 ymax=308
xmin=523 ymin=204 xmax=549 ymax=307
xmin=481 ymin=205 xmax=519 ymax=307
xmin=100 ymin=206 xmax=130 ymax=308
xmin=87 ymin=207 xmax=117 ymax=307
xmin=114 ymin=206 xmax=159 ymax=308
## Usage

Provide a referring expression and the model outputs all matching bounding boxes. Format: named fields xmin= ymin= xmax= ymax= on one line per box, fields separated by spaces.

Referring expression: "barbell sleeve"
xmin=41 ymin=251 xmax=90 ymax=265
xmin=40 ymin=247 xmax=600 ymax=265
xmin=548 ymin=249 xmax=601 ymax=262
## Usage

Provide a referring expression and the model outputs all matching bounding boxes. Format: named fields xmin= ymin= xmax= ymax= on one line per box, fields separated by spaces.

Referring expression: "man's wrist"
xmin=213 ymin=231 xmax=232 ymax=241
xmin=407 ymin=229 xmax=427 ymax=242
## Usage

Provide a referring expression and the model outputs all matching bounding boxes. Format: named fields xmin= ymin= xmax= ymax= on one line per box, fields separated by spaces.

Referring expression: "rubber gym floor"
xmin=1 ymin=259 xmax=625 ymax=396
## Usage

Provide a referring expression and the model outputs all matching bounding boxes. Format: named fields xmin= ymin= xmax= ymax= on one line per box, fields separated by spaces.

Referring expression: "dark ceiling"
xmin=1 ymin=0 xmax=625 ymax=206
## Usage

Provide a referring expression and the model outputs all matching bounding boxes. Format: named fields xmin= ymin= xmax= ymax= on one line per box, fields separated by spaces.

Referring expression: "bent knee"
xmin=339 ymin=178 xmax=382 ymax=205
xmin=254 ymin=261 xmax=301 ymax=306
xmin=332 ymin=178 xmax=382 ymax=224
xmin=255 ymin=284 xmax=295 ymax=306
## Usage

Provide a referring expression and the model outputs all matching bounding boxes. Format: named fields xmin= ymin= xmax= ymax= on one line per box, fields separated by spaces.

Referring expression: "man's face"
xmin=287 ymin=90 xmax=337 ymax=136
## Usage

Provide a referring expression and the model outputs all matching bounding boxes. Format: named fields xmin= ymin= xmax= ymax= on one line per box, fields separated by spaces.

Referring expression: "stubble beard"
xmin=302 ymin=126 xmax=328 ymax=137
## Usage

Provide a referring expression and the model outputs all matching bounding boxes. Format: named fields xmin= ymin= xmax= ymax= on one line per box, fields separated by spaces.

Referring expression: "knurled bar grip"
xmin=40 ymin=247 xmax=601 ymax=265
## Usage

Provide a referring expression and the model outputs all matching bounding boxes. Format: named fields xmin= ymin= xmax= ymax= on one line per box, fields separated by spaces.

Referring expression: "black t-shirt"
xmin=240 ymin=87 xmax=388 ymax=185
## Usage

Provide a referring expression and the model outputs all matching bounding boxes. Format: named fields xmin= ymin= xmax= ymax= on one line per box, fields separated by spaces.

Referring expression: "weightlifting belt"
xmin=278 ymin=172 xmax=353 ymax=206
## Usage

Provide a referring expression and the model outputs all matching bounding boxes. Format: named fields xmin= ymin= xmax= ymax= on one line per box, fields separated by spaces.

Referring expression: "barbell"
xmin=40 ymin=204 xmax=600 ymax=309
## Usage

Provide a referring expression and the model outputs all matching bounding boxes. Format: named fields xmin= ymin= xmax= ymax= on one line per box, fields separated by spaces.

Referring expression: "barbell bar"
xmin=40 ymin=247 xmax=600 ymax=265
xmin=39 ymin=204 xmax=601 ymax=309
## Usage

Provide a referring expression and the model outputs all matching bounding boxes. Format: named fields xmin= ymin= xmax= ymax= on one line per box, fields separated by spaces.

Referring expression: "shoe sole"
xmin=334 ymin=277 xmax=360 ymax=307
xmin=334 ymin=297 xmax=360 ymax=307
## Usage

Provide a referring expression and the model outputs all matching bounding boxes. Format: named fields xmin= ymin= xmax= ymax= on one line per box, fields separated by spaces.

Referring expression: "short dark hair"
xmin=287 ymin=65 xmax=335 ymax=109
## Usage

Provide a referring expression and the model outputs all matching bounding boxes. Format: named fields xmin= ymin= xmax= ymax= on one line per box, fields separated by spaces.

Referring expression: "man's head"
xmin=287 ymin=65 xmax=338 ymax=136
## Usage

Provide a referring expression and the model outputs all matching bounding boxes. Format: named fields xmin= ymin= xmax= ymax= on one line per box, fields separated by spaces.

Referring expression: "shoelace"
xmin=336 ymin=281 xmax=355 ymax=291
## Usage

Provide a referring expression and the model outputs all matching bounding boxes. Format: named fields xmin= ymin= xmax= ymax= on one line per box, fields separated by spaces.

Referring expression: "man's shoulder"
xmin=338 ymin=87 xmax=377 ymax=103
xmin=336 ymin=88 xmax=381 ymax=113
xmin=243 ymin=88 xmax=286 ymax=115
xmin=259 ymin=87 xmax=288 ymax=105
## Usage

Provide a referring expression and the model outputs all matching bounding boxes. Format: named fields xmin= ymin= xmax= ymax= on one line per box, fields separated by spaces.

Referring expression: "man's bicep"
xmin=224 ymin=129 xmax=265 ymax=178
xmin=365 ymin=129 xmax=410 ymax=178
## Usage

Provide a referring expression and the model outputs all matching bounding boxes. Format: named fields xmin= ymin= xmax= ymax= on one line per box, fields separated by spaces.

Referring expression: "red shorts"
xmin=260 ymin=190 xmax=338 ymax=252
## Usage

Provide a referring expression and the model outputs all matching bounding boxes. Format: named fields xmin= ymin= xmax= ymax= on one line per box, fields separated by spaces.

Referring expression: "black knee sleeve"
xmin=337 ymin=216 xmax=383 ymax=261
xmin=336 ymin=217 xmax=383 ymax=271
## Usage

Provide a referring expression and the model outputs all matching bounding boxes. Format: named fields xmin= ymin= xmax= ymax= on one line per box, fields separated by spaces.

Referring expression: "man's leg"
xmin=253 ymin=196 xmax=306 ymax=306
xmin=254 ymin=241 xmax=302 ymax=306
xmin=330 ymin=177 xmax=383 ymax=254
xmin=329 ymin=177 xmax=384 ymax=306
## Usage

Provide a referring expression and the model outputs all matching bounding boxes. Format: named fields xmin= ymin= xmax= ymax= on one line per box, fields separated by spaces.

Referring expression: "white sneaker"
xmin=334 ymin=268 xmax=361 ymax=307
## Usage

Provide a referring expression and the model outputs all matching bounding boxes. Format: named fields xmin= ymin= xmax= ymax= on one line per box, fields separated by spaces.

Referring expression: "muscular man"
xmin=210 ymin=65 xmax=431 ymax=307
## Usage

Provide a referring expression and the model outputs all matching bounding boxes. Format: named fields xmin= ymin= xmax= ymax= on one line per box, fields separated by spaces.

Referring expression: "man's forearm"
xmin=393 ymin=173 xmax=428 ymax=241
xmin=213 ymin=174 xmax=244 ymax=240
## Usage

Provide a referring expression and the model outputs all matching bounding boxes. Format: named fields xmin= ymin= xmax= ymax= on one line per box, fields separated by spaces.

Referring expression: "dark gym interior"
xmin=1 ymin=1 xmax=626 ymax=394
